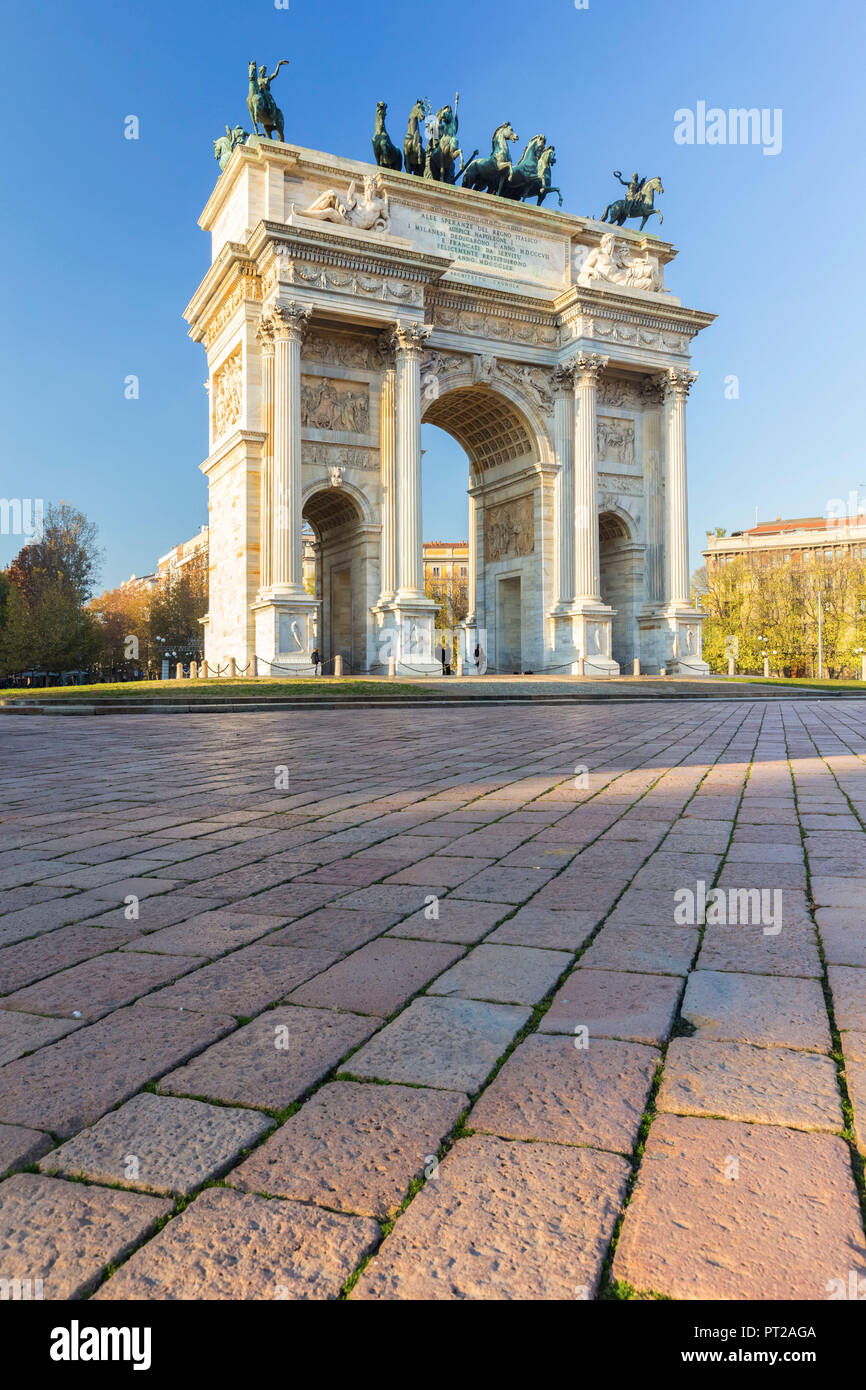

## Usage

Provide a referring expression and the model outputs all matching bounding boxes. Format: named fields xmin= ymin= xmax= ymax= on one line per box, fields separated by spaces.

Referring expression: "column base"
xmin=370 ymin=599 xmax=441 ymax=676
xmin=639 ymin=604 xmax=709 ymax=675
xmin=252 ymin=594 xmax=321 ymax=676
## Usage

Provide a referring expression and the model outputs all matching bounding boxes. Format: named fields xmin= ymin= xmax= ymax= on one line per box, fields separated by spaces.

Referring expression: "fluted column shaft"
xmin=257 ymin=320 xmax=275 ymax=592
xmin=552 ymin=364 xmax=576 ymax=607
xmin=271 ymin=302 xmax=312 ymax=594
xmin=664 ymin=368 xmax=698 ymax=606
xmin=466 ymin=485 xmax=478 ymax=624
xmin=574 ymin=353 xmax=608 ymax=603
xmin=641 ymin=377 xmax=666 ymax=604
xmin=392 ymin=322 xmax=431 ymax=600
xmin=379 ymin=365 xmax=397 ymax=602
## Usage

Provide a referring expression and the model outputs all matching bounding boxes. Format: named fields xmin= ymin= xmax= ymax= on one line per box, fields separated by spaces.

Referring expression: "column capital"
xmin=574 ymin=352 xmax=609 ymax=386
xmin=665 ymin=367 xmax=699 ymax=401
xmin=272 ymin=300 xmax=313 ymax=343
xmin=552 ymin=359 xmax=578 ymax=392
xmin=390 ymin=321 xmax=432 ymax=359
xmin=256 ymin=313 xmax=276 ymax=355
xmin=640 ymin=373 xmax=667 ymax=407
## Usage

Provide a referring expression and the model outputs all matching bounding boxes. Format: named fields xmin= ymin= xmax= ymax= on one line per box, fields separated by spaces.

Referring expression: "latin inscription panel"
xmin=392 ymin=202 xmax=567 ymax=287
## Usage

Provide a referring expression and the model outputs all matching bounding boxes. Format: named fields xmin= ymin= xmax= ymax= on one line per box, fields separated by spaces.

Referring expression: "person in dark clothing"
xmin=311 ymin=647 xmax=321 ymax=676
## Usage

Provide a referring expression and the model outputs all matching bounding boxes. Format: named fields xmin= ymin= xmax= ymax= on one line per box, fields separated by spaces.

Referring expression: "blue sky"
xmin=1 ymin=0 xmax=863 ymax=588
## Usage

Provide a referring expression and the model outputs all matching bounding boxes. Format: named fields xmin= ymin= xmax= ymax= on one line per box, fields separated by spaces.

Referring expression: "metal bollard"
xmin=334 ymin=654 xmax=343 ymax=677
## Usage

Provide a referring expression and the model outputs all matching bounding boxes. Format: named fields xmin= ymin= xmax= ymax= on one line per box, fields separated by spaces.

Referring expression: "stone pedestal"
xmin=253 ymin=596 xmax=320 ymax=676
xmin=371 ymin=602 xmax=440 ymax=676
xmin=573 ymin=603 xmax=619 ymax=677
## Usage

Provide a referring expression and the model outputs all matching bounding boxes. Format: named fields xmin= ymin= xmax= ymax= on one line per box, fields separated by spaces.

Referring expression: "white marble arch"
xmin=185 ymin=138 xmax=714 ymax=676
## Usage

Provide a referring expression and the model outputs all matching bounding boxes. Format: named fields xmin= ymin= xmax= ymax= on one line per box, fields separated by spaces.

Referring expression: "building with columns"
xmin=184 ymin=140 xmax=714 ymax=675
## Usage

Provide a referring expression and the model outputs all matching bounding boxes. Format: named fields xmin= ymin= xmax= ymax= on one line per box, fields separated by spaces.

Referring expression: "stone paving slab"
xmin=288 ymin=938 xmax=464 ymax=1017
xmin=346 ymin=996 xmax=531 ymax=1092
xmin=160 ymin=1005 xmax=379 ymax=1110
xmin=0 ymin=949 xmax=200 ymax=1021
xmin=140 ymin=942 xmax=340 ymax=1017
xmin=0 ymin=1121 xmax=53 ymax=1175
xmin=0 ymin=1172 xmax=170 ymax=1299
xmin=122 ymin=909 xmax=290 ymax=957
xmin=483 ymin=907 xmax=599 ymax=951
xmin=427 ymin=943 xmax=570 ymax=1005
xmin=681 ymin=970 xmax=833 ymax=1051
xmin=80 ymin=891 xmax=234 ymax=931
xmin=828 ymin=964 xmax=866 ymax=1032
xmin=696 ymin=923 xmax=822 ymax=978
xmin=612 ymin=1114 xmax=866 ymax=1299
xmin=469 ymin=1034 xmax=657 ymax=1153
xmin=0 ymin=923 xmax=138 ymax=993
xmin=0 ymin=1005 xmax=235 ymax=1136
xmin=353 ymin=1135 xmax=630 ymax=1300
xmin=40 ymin=1092 xmax=273 ymax=1195
xmin=229 ymin=1080 xmax=467 ymax=1218
xmin=386 ymin=900 xmax=508 ymax=943
xmin=93 ymin=1187 xmax=379 ymax=1300
xmin=539 ymin=968 xmax=682 ymax=1045
xmin=0 ymin=1009 xmax=81 ymax=1064
xmin=657 ymin=1037 xmax=843 ymax=1131
xmin=579 ymin=923 xmax=698 ymax=976
xmin=815 ymin=913 xmax=866 ymax=967
xmin=266 ymin=907 xmax=403 ymax=951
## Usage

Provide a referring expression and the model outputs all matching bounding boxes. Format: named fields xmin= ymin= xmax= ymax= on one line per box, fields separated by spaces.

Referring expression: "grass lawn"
xmin=0 ymin=677 xmax=441 ymax=701
xmin=718 ymin=674 xmax=866 ymax=691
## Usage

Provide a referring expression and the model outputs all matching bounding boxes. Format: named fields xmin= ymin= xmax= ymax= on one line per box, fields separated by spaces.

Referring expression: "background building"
xmin=704 ymin=515 xmax=866 ymax=570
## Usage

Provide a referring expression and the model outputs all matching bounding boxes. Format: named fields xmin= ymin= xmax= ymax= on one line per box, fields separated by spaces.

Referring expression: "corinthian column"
xmin=256 ymin=315 xmax=275 ymax=593
xmin=271 ymin=301 xmax=312 ymax=594
xmin=391 ymin=321 xmax=432 ymax=601
xmin=573 ymin=352 xmax=608 ymax=602
xmin=664 ymin=367 xmax=698 ymax=606
xmin=466 ymin=485 xmax=478 ymax=625
xmin=552 ymin=361 xmax=577 ymax=607
xmin=378 ymin=361 xmax=397 ymax=604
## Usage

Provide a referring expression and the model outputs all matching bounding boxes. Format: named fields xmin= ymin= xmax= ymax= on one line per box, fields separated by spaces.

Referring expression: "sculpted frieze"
xmin=597 ymin=416 xmax=636 ymax=467
xmin=301 ymin=376 xmax=370 ymax=434
xmin=302 ymin=443 xmax=379 ymax=473
xmin=212 ymin=348 xmax=243 ymax=439
xmin=484 ymin=495 xmax=535 ymax=561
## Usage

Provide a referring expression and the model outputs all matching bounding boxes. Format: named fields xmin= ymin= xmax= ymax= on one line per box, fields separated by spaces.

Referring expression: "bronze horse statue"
xmin=403 ymin=98 xmax=427 ymax=177
xmin=372 ymin=101 xmax=402 ymax=170
xmin=601 ymin=175 xmax=664 ymax=230
xmin=247 ymin=59 xmax=288 ymax=141
xmin=461 ymin=122 xmax=519 ymax=196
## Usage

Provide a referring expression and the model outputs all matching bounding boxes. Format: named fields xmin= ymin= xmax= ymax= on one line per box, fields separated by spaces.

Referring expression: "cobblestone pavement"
xmin=1 ymin=699 xmax=865 ymax=1300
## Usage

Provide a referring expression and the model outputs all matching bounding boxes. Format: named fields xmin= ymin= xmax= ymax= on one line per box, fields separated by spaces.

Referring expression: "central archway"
xmin=422 ymin=379 xmax=550 ymax=672
xmin=302 ymin=485 xmax=373 ymax=674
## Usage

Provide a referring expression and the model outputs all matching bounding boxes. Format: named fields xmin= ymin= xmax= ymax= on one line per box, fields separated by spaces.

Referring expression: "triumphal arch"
xmin=185 ymin=138 xmax=714 ymax=676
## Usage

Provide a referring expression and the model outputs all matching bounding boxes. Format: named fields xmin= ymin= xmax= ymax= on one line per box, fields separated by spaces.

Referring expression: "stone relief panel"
xmin=598 ymin=376 xmax=643 ymax=410
xmin=484 ymin=495 xmax=535 ymax=561
xmin=433 ymin=303 xmax=557 ymax=347
xmin=577 ymin=234 xmax=663 ymax=293
xmin=598 ymin=474 xmax=644 ymax=498
xmin=302 ymin=331 xmax=382 ymax=370
xmin=301 ymin=376 xmax=370 ymax=434
xmin=302 ymin=443 xmax=379 ymax=474
xmin=597 ymin=416 xmax=636 ymax=468
xmin=496 ymin=362 xmax=555 ymax=414
xmin=212 ymin=348 xmax=243 ymax=440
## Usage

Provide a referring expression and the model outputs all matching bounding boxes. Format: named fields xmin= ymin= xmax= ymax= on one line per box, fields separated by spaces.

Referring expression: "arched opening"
xmin=422 ymin=383 xmax=541 ymax=672
xmin=599 ymin=509 xmax=642 ymax=671
xmin=302 ymin=486 xmax=367 ymax=674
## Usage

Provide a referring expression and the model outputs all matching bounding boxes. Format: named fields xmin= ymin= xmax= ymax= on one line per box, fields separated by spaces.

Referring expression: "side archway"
xmin=598 ymin=507 xmax=644 ymax=671
xmin=302 ymin=485 xmax=377 ymax=673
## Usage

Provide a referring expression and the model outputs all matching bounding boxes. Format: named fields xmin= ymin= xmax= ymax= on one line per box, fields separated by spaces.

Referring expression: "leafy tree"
xmin=7 ymin=502 xmax=103 ymax=604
